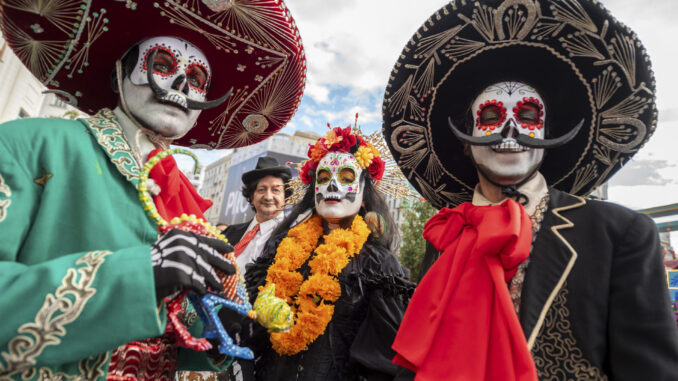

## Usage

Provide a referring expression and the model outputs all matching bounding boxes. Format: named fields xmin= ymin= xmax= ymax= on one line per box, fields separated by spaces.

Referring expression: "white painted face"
xmin=123 ymin=36 xmax=210 ymax=137
xmin=469 ymin=81 xmax=546 ymax=185
xmin=314 ymin=152 xmax=364 ymax=220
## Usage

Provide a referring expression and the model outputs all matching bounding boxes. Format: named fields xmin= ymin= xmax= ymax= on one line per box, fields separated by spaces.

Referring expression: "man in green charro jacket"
xmin=0 ymin=2 xmax=306 ymax=380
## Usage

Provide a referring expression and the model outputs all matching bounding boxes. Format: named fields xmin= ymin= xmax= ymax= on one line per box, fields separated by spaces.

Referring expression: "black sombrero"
xmin=382 ymin=0 xmax=656 ymax=209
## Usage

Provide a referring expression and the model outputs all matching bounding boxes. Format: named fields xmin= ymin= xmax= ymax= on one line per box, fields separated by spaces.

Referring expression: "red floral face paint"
xmin=476 ymin=99 xmax=507 ymax=132
xmin=513 ymin=97 xmax=544 ymax=131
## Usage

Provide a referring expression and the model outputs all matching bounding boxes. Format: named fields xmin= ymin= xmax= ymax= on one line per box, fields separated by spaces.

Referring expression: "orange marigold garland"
xmin=264 ymin=214 xmax=371 ymax=355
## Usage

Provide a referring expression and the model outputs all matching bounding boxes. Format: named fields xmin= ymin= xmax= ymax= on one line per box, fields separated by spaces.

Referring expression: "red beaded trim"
xmin=476 ymin=99 xmax=506 ymax=131
xmin=513 ymin=97 xmax=544 ymax=130
xmin=142 ymin=46 xmax=178 ymax=77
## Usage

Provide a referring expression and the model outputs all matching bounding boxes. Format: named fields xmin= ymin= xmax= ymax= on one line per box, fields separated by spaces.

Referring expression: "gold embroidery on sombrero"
xmin=0 ymin=173 xmax=10 ymax=222
xmin=531 ymin=285 xmax=608 ymax=380
xmin=153 ymin=1 xmax=306 ymax=149
xmin=84 ymin=109 xmax=141 ymax=184
xmin=0 ymin=251 xmax=113 ymax=379
xmin=383 ymin=0 xmax=656 ymax=207
xmin=63 ymin=9 xmax=110 ymax=80
xmin=0 ymin=1 xmax=85 ymax=82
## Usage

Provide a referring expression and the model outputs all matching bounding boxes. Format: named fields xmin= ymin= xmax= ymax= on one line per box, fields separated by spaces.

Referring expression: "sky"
xmin=189 ymin=0 xmax=678 ymax=233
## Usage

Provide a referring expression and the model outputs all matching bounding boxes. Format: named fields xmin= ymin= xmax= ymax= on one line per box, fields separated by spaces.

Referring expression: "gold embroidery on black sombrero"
xmin=382 ymin=0 xmax=656 ymax=209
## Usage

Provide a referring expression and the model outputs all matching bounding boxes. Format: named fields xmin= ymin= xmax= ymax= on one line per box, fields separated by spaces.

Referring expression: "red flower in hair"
xmin=300 ymin=160 xmax=318 ymax=184
xmin=325 ymin=126 xmax=357 ymax=153
xmin=367 ymin=156 xmax=385 ymax=181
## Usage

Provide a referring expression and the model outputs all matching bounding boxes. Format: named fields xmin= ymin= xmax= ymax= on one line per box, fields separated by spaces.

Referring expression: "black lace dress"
xmin=241 ymin=228 xmax=415 ymax=381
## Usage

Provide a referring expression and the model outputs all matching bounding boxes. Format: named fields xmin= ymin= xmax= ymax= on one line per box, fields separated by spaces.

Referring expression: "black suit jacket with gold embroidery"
xmin=420 ymin=188 xmax=678 ymax=380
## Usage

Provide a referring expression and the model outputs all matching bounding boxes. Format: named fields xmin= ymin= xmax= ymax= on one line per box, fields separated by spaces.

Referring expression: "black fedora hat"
xmin=242 ymin=156 xmax=292 ymax=185
xmin=382 ymin=0 xmax=656 ymax=209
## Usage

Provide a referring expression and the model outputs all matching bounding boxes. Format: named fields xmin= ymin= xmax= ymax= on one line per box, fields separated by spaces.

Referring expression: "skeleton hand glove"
xmin=152 ymin=229 xmax=235 ymax=302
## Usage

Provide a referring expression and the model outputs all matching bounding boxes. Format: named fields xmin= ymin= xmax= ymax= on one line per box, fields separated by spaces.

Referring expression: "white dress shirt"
xmin=235 ymin=212 xmax=285 ymax=276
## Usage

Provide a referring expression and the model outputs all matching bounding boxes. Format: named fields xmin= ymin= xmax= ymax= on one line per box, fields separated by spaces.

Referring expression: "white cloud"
xmin=608 ymin=184 xmax=678 ymax=211
xmin=304 ymin=81 xmax=330 ymax=104
xmin=286 ymin=0 xmax=445 ymax=92
xmin=600 ymin=0 xmax=677 ymax=112
xmin=300 ymin=115 xmax=313 ymax=128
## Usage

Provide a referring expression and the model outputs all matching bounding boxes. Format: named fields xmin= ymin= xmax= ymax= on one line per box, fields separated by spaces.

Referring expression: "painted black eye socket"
xmin=317 ymin=169 xmax=331 ymax=185
xmin=479 ymin=105 xmax=503 ymax=125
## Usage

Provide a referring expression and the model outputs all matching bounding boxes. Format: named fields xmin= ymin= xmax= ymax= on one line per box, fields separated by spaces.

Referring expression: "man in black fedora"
xmin=223 ymin=156 xmax=292 ymax=276
xmin=219 ymin=156 xmax=291 ymax=381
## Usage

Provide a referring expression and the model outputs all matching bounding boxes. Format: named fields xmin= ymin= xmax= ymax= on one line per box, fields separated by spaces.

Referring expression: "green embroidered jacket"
xmin=0 ymin=110 xmax=225 ymax=380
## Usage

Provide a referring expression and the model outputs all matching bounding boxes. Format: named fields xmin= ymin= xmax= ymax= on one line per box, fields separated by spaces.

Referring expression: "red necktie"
xmin=233 ymin=224 xmax=260 ymax=258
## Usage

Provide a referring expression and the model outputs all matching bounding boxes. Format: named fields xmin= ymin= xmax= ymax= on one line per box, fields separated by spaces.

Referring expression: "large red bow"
xmin=147 ymin=148 xmax=212 ymax=221
xmin=392 ymin=199 xmax=537 ymax=381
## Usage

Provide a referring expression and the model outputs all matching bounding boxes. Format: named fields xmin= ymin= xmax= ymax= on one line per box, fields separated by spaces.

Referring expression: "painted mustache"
xmin=447 ymin=116 xmax=584 ymax=149
xmin=316 ymin=192 xmax=357 ymax=204
xmin=146 ymin=49 xmax=232 ymax=111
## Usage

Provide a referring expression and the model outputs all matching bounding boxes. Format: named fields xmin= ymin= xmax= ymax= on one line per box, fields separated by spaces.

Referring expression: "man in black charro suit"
xmin=384 ymin=1 xmax=678 ymax=379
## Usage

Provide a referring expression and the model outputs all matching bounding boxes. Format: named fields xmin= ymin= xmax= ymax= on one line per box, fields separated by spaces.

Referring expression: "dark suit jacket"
xmin=223 ymin=221 xmax=251 ymax=246
xmin=419 ymin=187 xmax=678 ymax=380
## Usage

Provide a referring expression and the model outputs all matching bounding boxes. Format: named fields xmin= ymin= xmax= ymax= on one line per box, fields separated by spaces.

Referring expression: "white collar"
xmin=472 ymin=172 xmax=549 ymax=215
xmin=248 ymin=212 xmax=285 ymax=235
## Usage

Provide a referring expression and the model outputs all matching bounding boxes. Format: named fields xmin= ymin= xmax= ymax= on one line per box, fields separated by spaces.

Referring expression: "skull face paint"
xmin=314 ymin=152 xmax=364 ymax=221
xmin=131 ymin=36 xmax=211 ymax=105
xmin=122 ymin=36 xmax=209 ymax=138
xmin=469 ymin=82 xmax=546 ymax=185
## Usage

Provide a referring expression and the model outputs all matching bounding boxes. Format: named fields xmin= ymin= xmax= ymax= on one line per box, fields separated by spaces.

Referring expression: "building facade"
xmin=200 ymin=155 xmax=233 ymax=225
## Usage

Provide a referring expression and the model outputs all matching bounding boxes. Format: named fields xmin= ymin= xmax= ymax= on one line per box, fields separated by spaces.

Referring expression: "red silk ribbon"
xmin=392 ymin=199 xmax=537 ymax=381
xmin=147 ymin=148 xmax=212 ymax=221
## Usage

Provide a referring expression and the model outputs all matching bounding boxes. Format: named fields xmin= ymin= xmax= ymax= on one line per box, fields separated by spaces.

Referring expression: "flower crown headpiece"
xmin=287 ymin=114 xmax=417 ymax=205
xmin=299 ymin=115 xmax=386 ymax=184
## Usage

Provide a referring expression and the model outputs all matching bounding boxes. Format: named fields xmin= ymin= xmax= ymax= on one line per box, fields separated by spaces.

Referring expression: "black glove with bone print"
xmin=151 ymin=229 xmax=235 ymax=302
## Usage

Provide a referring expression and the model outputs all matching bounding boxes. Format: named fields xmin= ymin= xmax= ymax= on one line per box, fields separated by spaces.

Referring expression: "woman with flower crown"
xmin=237 ymin=124 xmax=414 ymax=380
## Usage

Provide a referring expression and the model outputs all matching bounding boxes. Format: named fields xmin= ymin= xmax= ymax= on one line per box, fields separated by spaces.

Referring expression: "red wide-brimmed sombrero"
xmin=0 ymin=0 xmax=306 ymax=149
xmin=382 ymin=0 xmax=656 ymax=209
